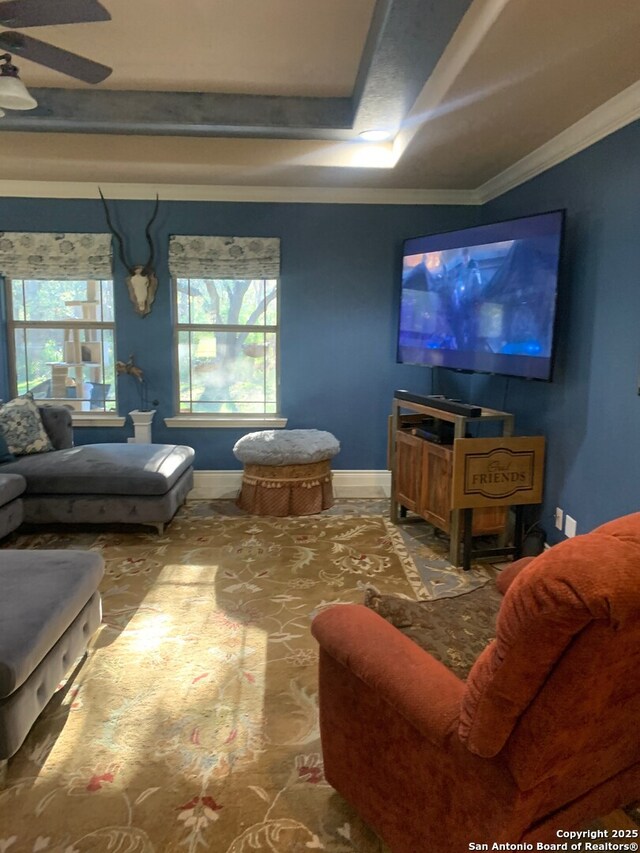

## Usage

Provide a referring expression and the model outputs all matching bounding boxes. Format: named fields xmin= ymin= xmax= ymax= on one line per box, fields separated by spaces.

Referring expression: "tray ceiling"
xmin=0 ymin=0 xmax=638 ymax=197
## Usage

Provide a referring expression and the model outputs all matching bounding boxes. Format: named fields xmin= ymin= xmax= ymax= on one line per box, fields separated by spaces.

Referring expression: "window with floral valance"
xmin=1 ymin=232 xmax=117 ymax=414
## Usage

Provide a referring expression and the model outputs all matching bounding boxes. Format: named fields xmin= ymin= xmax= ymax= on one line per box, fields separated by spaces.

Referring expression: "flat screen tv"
xmin=397 ymin=210 xmax=565 ymax=381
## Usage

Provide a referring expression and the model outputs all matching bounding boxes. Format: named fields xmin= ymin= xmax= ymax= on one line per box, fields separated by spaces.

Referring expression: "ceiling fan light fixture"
xmin=359 ymin=129 xmax=393 ymax=142
xmin=0 ymin=53 xmax=37 ymax=110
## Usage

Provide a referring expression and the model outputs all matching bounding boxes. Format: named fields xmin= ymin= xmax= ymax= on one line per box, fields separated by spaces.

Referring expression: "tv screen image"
xmin=397 ymin=210 xmax=565 ymax=381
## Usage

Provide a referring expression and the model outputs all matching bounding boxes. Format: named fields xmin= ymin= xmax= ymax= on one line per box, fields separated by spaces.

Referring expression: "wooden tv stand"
xmin=389 ymin=394 xmax=514 ymax=566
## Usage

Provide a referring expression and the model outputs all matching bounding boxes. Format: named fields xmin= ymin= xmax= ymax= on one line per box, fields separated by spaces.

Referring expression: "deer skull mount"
xmin=98 ymin=189 xmax=160 ymax=317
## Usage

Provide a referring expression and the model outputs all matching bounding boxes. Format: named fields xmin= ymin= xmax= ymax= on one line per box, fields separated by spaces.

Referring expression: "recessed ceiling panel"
xmin=0 ymin=0 xmax=377 ymax=94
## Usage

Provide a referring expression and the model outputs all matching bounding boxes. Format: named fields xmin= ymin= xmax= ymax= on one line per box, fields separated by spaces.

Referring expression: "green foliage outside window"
xmin=8 ymin=279 xmax=116 ymax=410
xmin=176 ymin=278 xmax=278 ymax=414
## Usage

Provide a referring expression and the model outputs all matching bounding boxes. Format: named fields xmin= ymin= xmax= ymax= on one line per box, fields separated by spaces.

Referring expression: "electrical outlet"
xmin=554 ymin=507 xmax=563 ymax=530
xmin=565 ymin=515 xmax=577 ymax=538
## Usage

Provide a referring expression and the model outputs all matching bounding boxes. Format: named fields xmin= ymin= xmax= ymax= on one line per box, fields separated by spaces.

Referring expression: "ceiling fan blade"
xmin=0 ymin=0 xmax=110 ymax=28
xmin=0 ymin=31 xmax=112 ymax=83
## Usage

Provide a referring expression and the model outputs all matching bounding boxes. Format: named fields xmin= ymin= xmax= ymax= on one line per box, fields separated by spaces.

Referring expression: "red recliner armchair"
xmin=311 ymin=512 xmax=640 ymax=852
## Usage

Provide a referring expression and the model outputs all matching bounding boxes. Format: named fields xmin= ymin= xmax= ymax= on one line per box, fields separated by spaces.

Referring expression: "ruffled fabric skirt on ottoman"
xmin=237 ymin=460 xmax=334 ymax=516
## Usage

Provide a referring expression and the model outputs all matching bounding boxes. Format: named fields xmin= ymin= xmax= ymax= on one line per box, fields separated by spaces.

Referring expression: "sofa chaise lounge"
xmin=0 ymin=405 xmax=194 ymax=535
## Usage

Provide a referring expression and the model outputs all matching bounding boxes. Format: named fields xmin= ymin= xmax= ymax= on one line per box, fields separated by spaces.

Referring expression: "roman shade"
xmin=168 ymin=235 xmax=280 ymax=278
xmin=0 ymin=232 xmax=112 ymax=279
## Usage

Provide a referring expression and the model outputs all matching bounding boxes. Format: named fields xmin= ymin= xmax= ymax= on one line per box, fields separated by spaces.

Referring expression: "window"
xmin=0 ymin=231 xmax=115 ymax=415
xmin=174 ymin=277 xmax=278 ymax=414
xmin=7 ymin=278 xmax=117 ymax=412
xmin=169 ymin=235 xmax=282 ymax=421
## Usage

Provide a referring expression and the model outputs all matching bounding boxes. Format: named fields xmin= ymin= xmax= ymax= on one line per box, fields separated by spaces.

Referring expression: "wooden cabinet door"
xmin=418 ymin=441 xmax=453 ymax=532
xmin=394 ymin=431 xmax=422 ymax=513
xmin=394 ymin=431 xmax=508 ymax=539
xmin=417 ymin=442 xmax=507 ymax=536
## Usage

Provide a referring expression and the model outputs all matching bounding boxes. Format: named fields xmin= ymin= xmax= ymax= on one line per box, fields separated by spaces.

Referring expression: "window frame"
xmin=169 ymin=275 xmax=286 ymax=428
xmin=4 ymin=277 xmax=125 ymax=426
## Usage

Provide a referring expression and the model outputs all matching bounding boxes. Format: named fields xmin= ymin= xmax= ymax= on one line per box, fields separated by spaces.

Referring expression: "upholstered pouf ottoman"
xmin=233 ymin=429 xmax=340 ymax=516
xmin=0 ymin=550 xmax=104 ymax=764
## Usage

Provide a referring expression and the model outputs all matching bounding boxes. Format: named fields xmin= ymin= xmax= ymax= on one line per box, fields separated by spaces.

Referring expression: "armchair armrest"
xmin=312 ymin=603 xmax=465 ymax=746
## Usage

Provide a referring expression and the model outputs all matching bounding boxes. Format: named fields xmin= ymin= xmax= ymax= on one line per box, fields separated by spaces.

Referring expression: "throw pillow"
xmin=0 ymin=394 xmax=53 ymax=455
xmin=0 ymin=431 xmax=15 ymax=463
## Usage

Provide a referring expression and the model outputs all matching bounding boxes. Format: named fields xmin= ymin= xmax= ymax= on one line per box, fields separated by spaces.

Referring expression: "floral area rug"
xmin=185 ymin=498 xmax=499 ymax=600
xmin=0 ymin=513 xmax=428 ymax=853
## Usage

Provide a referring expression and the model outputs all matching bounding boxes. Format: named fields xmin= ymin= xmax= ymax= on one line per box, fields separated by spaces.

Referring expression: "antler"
xmin=143 ymin=194 xmax=160 ymax=275
xmin=98 ymin=187 xmax=133 ymax=273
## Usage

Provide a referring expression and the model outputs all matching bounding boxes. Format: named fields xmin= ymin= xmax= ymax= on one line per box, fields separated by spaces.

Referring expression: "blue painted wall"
xmin=443 ymin=119 xmax=640 ymax=541
xmin=2 ymin=119 xmax=637 ymax=538
xmin=0 ymin=198 xmax=478 ymax=470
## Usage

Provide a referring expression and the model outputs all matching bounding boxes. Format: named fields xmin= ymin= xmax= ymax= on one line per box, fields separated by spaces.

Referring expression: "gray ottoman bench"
xmin=0 ymin=549 xmax=104 ymax=766
xmin=233 ymin=429 xmax=340 ymax=516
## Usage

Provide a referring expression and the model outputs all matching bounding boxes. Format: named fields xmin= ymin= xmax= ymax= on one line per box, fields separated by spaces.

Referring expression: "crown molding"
xmin=476 ymin=79 xmax=640 ymax=203
xmin=0 ymin=180 xmax=480 ymax=205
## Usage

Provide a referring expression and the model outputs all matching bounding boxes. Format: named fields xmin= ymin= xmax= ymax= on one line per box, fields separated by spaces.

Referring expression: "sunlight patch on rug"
xmin=0 ymin=514 xmax=414 ymax=852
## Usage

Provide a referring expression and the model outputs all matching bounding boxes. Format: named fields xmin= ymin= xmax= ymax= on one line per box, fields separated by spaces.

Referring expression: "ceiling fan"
xmin=0 ymin=0 xmax=112 ymax=111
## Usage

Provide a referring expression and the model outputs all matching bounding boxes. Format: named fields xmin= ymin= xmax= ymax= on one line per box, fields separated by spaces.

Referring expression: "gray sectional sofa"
xmin=0 ymin=405 xmax=195 ymax=537
xmin=0 ymin=405 xmax=196 ymax=770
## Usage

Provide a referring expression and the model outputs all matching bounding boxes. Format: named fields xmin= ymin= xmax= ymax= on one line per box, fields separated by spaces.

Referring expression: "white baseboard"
xmin=190 ymin=471 xmax=243 ymax=499
xmin=191 ymin=469 xmax=391 ymax=500
xmin=332 ymin=470 xmax=391 ymax=498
